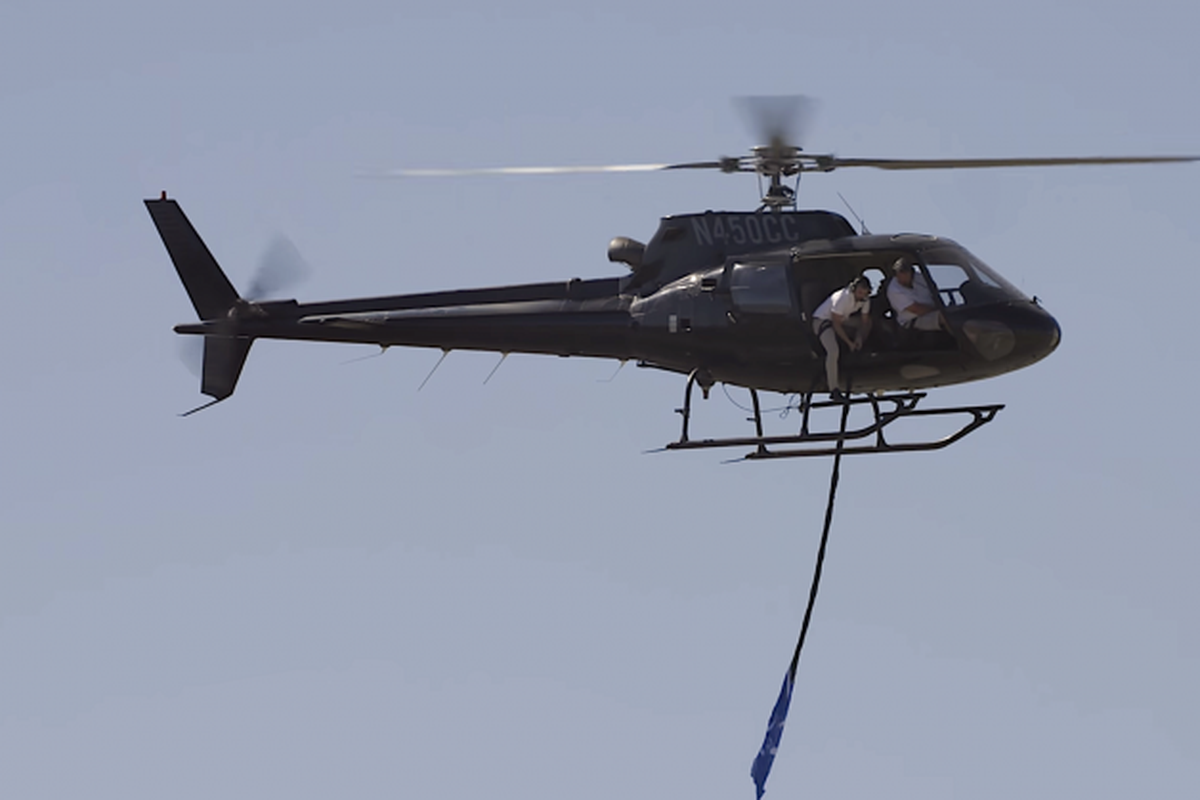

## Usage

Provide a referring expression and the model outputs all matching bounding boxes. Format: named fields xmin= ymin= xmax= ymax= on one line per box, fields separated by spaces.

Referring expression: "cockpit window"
xmin=968 ymin=254 xmax=1028 ymax=300
xmin=729 ymin=262 xmax=794 ymax=314
xmin=920 ymin=246 xmax=1026 ymax=307
xmin=924 ymin=261 xmax=973 ymax=307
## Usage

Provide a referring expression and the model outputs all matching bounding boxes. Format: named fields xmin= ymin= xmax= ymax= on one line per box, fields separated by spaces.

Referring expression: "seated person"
xmin=887 ymin=257 xmax=945 ymax=332
xmin=812 ymin=276 xmax=872 ymax=401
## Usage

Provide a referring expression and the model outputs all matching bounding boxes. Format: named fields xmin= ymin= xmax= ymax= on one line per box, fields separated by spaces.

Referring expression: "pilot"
xmin=812 ymin=276 xmax=872 ymax=401
xmin=887 ymin=257 xmax=944 ymax=331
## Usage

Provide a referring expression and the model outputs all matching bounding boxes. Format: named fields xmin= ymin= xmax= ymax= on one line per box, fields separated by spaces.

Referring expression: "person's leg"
xmin=912 ymin=312 xmax=941 ymax=331
xmin=819 ymin=326 xmax=840 ymax=392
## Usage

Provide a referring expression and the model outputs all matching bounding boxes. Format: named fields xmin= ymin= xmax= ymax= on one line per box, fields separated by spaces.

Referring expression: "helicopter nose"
xmin=960 ymin=301 xmax=1060 ymax=365
xmin=1015 ymin=301 xmax=1061 ymax=364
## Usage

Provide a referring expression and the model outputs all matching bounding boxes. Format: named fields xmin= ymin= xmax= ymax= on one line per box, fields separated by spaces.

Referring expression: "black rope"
xmin=750 ymin=401 xmax=854 ymax=799
xmin=788 ymin=399 xmax=851 ymax=680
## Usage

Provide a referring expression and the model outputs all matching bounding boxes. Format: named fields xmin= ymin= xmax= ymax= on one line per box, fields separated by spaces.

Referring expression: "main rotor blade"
xmin=737 ymin=95 xmax=818 ymax=152
xmin=381 ymin=162 xmax=722 ymax=178
xmin=813 ymin=154 xmax=1200 ymax=171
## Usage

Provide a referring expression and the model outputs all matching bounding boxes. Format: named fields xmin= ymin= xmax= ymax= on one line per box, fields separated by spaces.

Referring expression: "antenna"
xmin=836 ymin=192 xmax=870 ymax=234
xmin=418 ymin=349 xmax=451 ymax=391
xmin=483 ymin=352 xmax=508 ymax=385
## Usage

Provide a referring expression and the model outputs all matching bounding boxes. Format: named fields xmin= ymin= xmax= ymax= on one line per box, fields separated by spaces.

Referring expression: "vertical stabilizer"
xmin=201 ymin=336 xmax=253 ymax=401
xmin=145 ymin=196 xmax=240 ymax=320
xmin=147 ymin=195 xmax=254 ymax=413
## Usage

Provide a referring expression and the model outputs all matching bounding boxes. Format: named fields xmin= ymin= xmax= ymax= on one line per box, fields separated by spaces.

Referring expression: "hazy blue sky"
xmin=2 ymin=2 xmax=1197 ymax=798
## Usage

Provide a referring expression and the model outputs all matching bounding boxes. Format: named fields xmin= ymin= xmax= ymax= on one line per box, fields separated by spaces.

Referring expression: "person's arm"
xmin=903 ymin=300 xmax=935 ymax=317
xmin=855 ymin=313 xmax=872 ymax=349
xmin=891 ymin=283 xmax=935 ymax=318
xmin=831 ymin=313 xmax=855 ymax=347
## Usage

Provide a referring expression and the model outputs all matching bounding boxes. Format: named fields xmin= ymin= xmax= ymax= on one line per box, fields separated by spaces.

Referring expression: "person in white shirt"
xmin=886 ymin=258 xmax=944 ymax=332
xmin=812 ymin=276 xmax=872 ymax=401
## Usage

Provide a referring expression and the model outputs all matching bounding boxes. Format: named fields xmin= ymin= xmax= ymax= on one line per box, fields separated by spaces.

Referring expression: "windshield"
xmin=920 ymin=246 xmax=1027 ymax=307
xmin=967 ymin=252 xmax=1028 ymax=300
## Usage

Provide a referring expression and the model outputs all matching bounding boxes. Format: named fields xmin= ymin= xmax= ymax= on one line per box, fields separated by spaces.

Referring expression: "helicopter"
xmin=148 ymin=100 xmax=1195 ymax=459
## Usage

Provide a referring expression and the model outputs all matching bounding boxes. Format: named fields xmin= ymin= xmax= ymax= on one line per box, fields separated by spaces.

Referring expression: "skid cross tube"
xmin=662 ymin=387 xmax=1003 ymax=459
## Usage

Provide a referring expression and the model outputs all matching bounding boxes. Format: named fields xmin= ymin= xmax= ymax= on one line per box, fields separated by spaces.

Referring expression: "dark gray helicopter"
xmin=149 ymin=102 xmax=1194 ymax=458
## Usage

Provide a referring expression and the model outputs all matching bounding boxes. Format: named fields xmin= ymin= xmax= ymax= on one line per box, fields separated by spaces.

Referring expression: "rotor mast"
xmin=752 ymin=144 xmax=803 ymax=210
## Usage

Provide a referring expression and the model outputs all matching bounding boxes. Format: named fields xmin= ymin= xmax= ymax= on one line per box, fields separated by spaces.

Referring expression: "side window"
xmin=861 ymin=267 xmax=887 ymax=304
xmin=729 ymin=262 xmax=795 ymax=314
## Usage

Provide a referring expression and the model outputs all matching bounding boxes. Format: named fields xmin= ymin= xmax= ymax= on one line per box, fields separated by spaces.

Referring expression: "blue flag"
xmin=750 ymin=669 xmax=795 ymax=799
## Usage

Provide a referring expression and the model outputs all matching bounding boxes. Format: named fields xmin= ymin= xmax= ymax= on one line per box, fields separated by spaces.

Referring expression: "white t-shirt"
xmin=887 ymin=273 xmax=935 ymax=325
xmin=813 ymin=287 xmax=869 ymax=322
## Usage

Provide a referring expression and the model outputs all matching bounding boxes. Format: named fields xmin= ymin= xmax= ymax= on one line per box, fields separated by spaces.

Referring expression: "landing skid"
xmin=660 ymin=370 xmax=1003 ymax=460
